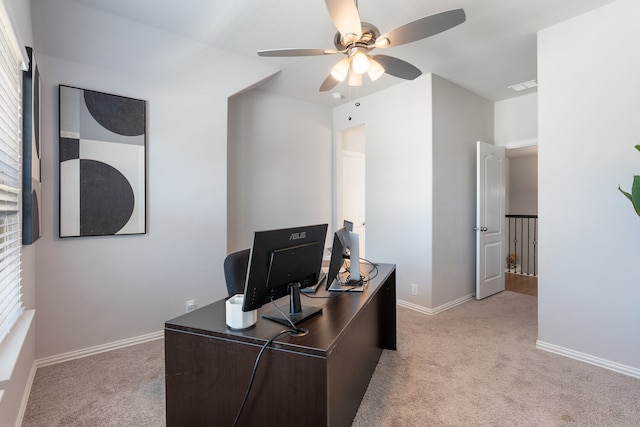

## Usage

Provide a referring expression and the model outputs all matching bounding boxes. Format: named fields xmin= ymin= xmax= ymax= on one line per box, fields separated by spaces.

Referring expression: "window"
xmin=0 ymin=1 xmax=27 ymax=345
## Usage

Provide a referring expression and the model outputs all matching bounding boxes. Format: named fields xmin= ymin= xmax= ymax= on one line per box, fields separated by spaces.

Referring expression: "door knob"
xmin=474 ymin=226 xmax=488 ymax=232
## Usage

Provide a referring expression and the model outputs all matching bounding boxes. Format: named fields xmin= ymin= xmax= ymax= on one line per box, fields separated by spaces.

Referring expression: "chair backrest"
xmin=223 ymin=249 xmax=250 ymax=297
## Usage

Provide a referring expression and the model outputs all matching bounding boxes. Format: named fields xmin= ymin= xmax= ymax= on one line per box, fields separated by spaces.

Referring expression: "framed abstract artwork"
xmin=58 ymin=85 xmax=146 ymax=237
xmin=23 ymin=47 xmax=41 ymax=244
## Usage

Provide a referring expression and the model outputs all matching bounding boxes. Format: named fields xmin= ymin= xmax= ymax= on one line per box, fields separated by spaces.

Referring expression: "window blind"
xmin=0 ymin=1 xmax=23 ymax=344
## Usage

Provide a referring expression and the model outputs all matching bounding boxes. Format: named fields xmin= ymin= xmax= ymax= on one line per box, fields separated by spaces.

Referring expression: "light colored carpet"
xmin=22 ymin=340 xmax=165 ymax=426
xmin=353 ymin=291 xmax=640 ymax=426
xmin=22 ymin=291 xmax=640 ymax=426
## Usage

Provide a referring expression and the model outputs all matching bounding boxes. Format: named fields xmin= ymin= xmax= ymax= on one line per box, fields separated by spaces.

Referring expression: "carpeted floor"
xmin=22 ymin=291 xmax=640 ymax=426
xmin=22 ymin=340 xmax=165 ymax=426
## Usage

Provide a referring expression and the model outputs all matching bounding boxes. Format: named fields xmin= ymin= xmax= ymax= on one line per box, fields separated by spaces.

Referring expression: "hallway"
xmin=505 ymin=273 xmax=537 ymax=297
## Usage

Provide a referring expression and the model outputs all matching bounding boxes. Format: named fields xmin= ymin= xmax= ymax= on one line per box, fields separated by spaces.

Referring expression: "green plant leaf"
xmin=619 ymin=185 xmax=640 ymax=216
xmin=632 ymin=175 xmax=640 ymax=216
xmin=618 ymin=146 xmax=640 ymax=217
xmin=619 ymin=185 xmax=632 ymax=201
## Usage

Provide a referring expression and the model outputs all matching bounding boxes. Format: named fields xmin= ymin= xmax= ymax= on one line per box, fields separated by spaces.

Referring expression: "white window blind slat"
xmin=0 ymin=281 xmax=19 ymax=316
xmin=0 ymin=262 xmax=19 ymax=289
xmin=0 ymin=0 xmax=23 ymax=344
xmin=0 ymin=237 xmax=20 ymax=256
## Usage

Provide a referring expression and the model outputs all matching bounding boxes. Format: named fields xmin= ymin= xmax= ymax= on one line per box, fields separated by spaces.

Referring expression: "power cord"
xmin=232 ymin=260 xmax=380 ymax=425
xmin=231 ymin=327 xmax=296 ymax=427
xmin=340 ymin=258 xmax=379 ymax=289
xmin=269 ymin=295 xmax=299 ymax=331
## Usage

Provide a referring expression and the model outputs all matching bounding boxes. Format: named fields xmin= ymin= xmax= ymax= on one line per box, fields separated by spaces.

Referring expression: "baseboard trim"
xmin=398 ymin=293 xmax=475 ymax=315
xmin=35 ymin=331 xmax=164 ymax=368
xmin=14 ymin=362 xmax=37 ymax=427
xmin=536 ymin=340 xmax=640 ymax=379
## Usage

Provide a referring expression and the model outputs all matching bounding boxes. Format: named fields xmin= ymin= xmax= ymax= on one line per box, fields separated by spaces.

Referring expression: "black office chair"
xmin=223 ymin=249 xmax=250 ymax=297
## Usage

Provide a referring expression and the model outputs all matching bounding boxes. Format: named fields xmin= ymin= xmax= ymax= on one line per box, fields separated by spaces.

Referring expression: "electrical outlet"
xmin=186 ymin=299 xmax=196 ymax=312
xmin=411 ymin=284 xmax=418 ymax=296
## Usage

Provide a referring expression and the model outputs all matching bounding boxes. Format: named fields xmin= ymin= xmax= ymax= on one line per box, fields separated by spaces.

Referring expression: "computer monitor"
xmin=326 ymin=226 xmax=365 ymax=291
xmin=242 ymin=223 xmax=328 ymax=327
xmin=326 ymin=227 xmax=346 ymax=289
xmin=338 ymin=220 xmax=354 ymax=258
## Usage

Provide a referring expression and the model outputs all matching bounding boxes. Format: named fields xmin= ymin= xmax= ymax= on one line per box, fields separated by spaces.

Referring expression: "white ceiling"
xmin=61 ymin=0 xmax=616 ymax=107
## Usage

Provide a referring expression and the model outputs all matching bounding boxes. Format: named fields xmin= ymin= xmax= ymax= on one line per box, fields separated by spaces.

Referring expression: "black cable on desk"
xmin=232 ymin=328 xmax=295 ymax=427
xmin=340 ymin=258 xmax=379 ymax=289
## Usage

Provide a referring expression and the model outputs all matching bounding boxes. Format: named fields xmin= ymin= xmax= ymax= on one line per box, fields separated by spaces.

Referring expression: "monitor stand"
xmin=263 ymin=282 xmax=322 ymax=327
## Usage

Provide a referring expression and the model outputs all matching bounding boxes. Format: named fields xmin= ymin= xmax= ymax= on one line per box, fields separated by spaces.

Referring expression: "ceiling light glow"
xmin=367 ymin=58 xmax=385 ymax=81
xmin=351 ymin=49 xmax=370 ymax=74
xmin=330 ymin=58 xmax=350 ymax=82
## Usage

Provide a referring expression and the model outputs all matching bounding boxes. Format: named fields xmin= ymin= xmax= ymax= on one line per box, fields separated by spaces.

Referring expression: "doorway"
xmin=505 ymin=145 xmax=538 ymax=296
xmin=336 ymin=125 xmax=365 ymax=258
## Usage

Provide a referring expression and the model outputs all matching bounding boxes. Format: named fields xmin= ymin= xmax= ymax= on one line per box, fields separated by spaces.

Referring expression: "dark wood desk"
xmin=165 ymin=263 xmax=396 ymax=427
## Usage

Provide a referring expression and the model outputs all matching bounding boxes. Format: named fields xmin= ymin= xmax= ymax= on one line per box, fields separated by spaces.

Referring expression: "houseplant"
xmin=618 ymin=144 xmax=640 ymax=216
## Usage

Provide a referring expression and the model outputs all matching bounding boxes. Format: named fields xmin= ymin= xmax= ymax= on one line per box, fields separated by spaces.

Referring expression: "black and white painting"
xmin=59 ymin=85 xmax=146 ymax=237
xmin=22 ymin=47 xmax=41 ymax=244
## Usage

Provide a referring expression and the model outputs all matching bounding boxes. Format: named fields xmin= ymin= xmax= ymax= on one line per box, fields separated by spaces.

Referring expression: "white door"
xmin=476 ymin=141 xmax=505 ymax=299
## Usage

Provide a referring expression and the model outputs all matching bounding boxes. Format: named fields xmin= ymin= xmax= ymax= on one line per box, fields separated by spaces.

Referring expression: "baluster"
xmin=505 ymin=215 xmax=538 ymax=277
xmin=533 ymin=217 xmax=538 ymax=276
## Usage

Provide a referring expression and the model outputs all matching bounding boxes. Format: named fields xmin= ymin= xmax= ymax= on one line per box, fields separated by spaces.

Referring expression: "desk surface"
xmin=165 ymin=262 xmax=396 ymax=427
xmin=165 ymin=262 xmax=396 ymax=357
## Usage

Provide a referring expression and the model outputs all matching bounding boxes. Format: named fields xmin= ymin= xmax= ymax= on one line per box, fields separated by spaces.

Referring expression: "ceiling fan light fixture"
xmin=375 ymin=37 xmax=390 ymax=48
xmin=341 ymin=32 xmax=360 ymax=46
xmin=367 ymin=58 xmax=385 ymax=81
xmin=351 ymin=48 xmax=370 ymax=74
xmin=330 ymin=57 xmax=350 ymax=82
xmin=258 ymin=6 xmax=465 ymax=93
xmin=348 ymin=70 xmax=363 ymax=87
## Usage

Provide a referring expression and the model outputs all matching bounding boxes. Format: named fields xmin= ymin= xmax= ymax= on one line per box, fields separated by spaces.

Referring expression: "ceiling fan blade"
xmin=319 ymin=74 xmax=340 ymax=92
xmin=371 ymin=55 xmax=422 ymax=80
xmin=376 ymin=9 xmax=466 ymax=48
xmin=325 ymin=0 xmax=362 ymax=37
xmin=258 ymin=48 xmax=338 ymax=57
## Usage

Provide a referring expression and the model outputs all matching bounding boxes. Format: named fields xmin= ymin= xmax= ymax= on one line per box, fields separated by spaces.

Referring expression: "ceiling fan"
xmin=257 ymin=0 xmax=466 ymax=92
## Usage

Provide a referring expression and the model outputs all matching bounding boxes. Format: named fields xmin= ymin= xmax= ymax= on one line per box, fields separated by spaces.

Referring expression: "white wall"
xmin=538 ymin=0 xmax=640 ymax=374
xmin=32 ymin=57 xmax=230 ymax=358
xmin=496 ymin=93 xmax=538 ymax=217
xmin=333 ymin=74 xmax=492 ymax=310
xmin=29 ymin=0 xmax=275 ymax=359
xmin=508 ymin=154 xmax=538 ymax=215
xmin=431 ymin=75 xmax=494 ymax=307
xmin=229 ymin=73 xmax=493 ymax=311
xmin=334 ymin=76 xmax=433 ymax=306
xmin=495 ymin=92 xmax=537 ymax=147
xmin=227 ymin=89 xmax=333 ymax=252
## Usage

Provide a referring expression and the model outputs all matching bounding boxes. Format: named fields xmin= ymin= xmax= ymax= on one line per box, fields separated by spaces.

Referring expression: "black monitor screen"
xmin=326 ymin=227 xmax=345 ymax=289
xmin=242 ymin=223 xmax=327 ymax=326
xmin=338 ymin=220 xmax=354 ymax=256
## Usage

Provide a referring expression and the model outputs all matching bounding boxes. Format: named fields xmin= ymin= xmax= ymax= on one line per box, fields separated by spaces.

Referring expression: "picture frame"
xmin=22 ymin=47 xmax=41 ymax=245
xmin=58 ymin=85 xmax=146 ymax=237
